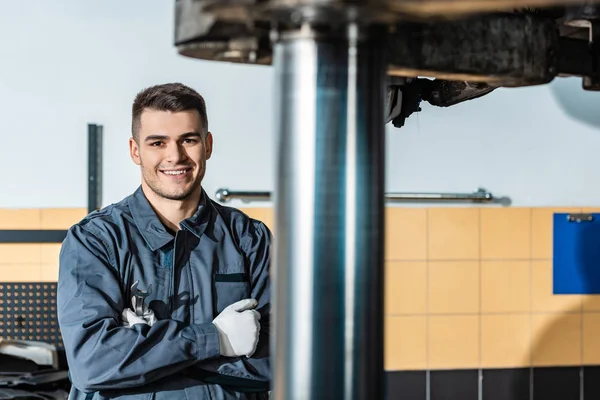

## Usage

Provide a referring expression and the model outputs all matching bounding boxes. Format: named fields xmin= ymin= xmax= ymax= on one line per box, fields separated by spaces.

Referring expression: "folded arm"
xmin=57 ymin=224 xmax=221 ymax=393
xmin=192 ymin=219 xmax=272 ymax=385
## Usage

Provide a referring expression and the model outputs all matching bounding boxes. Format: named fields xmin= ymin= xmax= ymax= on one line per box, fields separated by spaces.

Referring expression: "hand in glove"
xmin=121 ymin=307 xmax=157 ymax=328
xmin=212 ymin=298 xmax=261 ymax=358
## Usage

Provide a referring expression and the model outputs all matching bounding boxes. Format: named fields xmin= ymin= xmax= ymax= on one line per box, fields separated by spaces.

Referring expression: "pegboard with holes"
xmin=0 ymin=282 xmax=63 ymax=349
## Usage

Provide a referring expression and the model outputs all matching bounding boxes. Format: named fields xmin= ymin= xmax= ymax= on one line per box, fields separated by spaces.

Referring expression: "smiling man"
xmin=57 ymin=83 xmax=272 ymax=400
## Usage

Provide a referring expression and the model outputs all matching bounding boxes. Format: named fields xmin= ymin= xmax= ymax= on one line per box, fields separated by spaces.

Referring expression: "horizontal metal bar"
xmin=215 ymin=189 xmax=271 ymax=203
xmin=0 ymin=230 xmax=68 ymax=243
xmin=385 ymin=188 xmax=493 ymax=202
xmin=215 ymin=188 xmax=494 ymax=203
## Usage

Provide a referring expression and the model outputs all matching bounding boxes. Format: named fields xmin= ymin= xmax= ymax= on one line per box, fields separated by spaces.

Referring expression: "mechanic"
xmin=56 ymin=83 xmax=271 ymax=400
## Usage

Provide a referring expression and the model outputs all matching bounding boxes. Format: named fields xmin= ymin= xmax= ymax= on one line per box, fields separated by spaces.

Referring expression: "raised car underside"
xmin=174 ymin=1 xmax=600 ymax=127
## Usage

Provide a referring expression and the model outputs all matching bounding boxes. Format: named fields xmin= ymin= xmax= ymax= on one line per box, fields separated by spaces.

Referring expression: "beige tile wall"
xmin=382 ymin=206 xmax=600 ymax=372
xmin=0 ymin=209 xmax=88 ymax=282
xmin=2 ymin=206 xmax=599 ymax=371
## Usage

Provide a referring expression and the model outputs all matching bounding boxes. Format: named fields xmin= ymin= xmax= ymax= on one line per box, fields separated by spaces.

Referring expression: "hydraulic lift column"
xmin=174 ymin=0 xmax=600 ymax=398
xmin=270 ymin=10 xmax=388 ymax=400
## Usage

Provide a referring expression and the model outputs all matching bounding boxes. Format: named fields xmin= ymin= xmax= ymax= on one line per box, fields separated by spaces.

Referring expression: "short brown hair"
xmin=131 ymin=82 xmax=208 ymax=141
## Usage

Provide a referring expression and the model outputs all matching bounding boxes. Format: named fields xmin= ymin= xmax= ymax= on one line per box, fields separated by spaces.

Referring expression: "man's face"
xmin=129 ymin=109 xmax=213 ymax=201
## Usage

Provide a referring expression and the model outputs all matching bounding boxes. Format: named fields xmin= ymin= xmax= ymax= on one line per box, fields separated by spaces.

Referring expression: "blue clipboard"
xmin=553 ymin=212 xmax=600 ymax=294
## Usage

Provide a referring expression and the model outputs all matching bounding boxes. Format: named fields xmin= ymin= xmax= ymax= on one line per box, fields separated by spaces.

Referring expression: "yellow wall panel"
xmin=531 ymin=207 xmax=581 ymax=259
xmin=385 ymin=316 xmax=427 ymax=370
xmin=264 ymin=208 xmax=275 ymax=235
xmin=41 ymin=244 xmax=62 ymax=265
xmin=480 ymin=314 xmax=531 ymax=368
xmin=385 ymin=208 xmax=427 ymax=261
xmin=531 ymin=313 xmax=582 ymax=366
xmin=239 ymin=208 xmax=268 ymax=224
xmin=531 ymin=261 xmax=582 ymax=313
xmin=583 ymin=313 xmax=600 ymax=364
xmin=481 ymin=261 xmax=530 ymax=313
xmin=581 ymin=207 xmax=600 ymax=213
xmin=428 ymin=261 xmax=479 ymax=314
xmin=0 ymin=264 xmax=41 ymax=282
xmin=385 ymin=262 xmax=427 ymax=315
xmin=480 ymin=208 xmax=531 ymax=260
xmin=0 ymin=209 xmax=41 ymax=229
xmin=41 ymin=208 xmax=87 ymax=229
xmin=582 ymin=296 xmax=600 ymax=312
xmin=427 ymin=208 xmax=479 ymax=260
xmin=41 ymin=263 xmax=59 ymax=282
xmin=429 ymin=315 xmax=479 ymax=369
xmin=0 ymin=244 xmax=41 ymax=264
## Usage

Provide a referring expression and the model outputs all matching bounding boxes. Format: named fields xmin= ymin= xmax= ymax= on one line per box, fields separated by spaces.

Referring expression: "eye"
xmin=182 ymin=138 xmax=198 ymax=144
xmin=150 ymin=141 xmax=163 ymax=147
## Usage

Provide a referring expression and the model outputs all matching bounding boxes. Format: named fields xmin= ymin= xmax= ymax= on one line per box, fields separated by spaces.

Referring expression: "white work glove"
xmin=212 ymin=298 xmax=261 ymax=358
xmin=121 ymin=308 xmax=157 ymax=328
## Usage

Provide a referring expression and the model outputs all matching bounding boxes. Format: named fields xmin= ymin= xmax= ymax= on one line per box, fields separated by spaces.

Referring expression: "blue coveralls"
xmin=56 ymin=187 xmax=271 ymax=399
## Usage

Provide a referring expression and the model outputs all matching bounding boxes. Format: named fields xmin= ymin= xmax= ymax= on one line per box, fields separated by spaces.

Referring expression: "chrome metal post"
xmin=271 ymin=23 xmax=387 ymax=400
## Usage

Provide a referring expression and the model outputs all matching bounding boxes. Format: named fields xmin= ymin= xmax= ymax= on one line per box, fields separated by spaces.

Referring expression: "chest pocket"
xmin=214 ymin=269 xmax=250 ymax=315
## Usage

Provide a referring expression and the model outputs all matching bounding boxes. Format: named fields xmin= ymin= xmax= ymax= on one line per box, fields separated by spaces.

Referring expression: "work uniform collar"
xmin=129 ymin=186 xmax=213 ymax=251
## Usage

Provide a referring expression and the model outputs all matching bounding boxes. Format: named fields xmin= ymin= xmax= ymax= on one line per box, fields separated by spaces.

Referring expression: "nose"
xmin=164 ymin=142 xmax=188 ymax=163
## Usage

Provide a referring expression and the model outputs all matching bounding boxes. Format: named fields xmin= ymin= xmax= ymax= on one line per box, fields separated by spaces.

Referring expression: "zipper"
xmin=186 ymin=232 xmax=195 ymax=323
xmin=171 ymin=229 xmax=195 ymax=322
xmin=179 ymin=224 xmax=196 ymax=323
xmin=179 ymin=228 xmax=195 ymax=323
xmin=169 ymin=231 xmax=180 ymax=316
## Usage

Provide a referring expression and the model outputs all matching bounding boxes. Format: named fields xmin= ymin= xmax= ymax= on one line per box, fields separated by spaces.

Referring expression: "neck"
xmin=141 ymin=183 xmax=202 ymax=232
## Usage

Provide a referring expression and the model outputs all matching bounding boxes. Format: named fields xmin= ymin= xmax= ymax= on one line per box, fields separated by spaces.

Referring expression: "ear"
xmin=204 ymin=132 xmax=214 ymax=160
xmin=129 ymin=137 xmax=141 ymax=166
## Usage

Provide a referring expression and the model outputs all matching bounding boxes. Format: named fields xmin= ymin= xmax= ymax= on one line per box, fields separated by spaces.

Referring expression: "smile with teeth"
xmin=161 ymin=169 xmax=191 ymax=176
